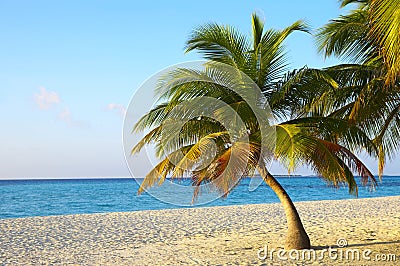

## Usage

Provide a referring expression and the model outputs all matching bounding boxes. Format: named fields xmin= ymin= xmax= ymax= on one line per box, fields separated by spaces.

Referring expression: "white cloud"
xmin=34 ymin=87 xmax=87 ymax=128
xmin=58 ymin=107 xmax=71 ymax=121
xmin=107 ymin=103 xmax=126 ymax=118
xmin=34 ymin=87 xmax=61 ymax=110
xmin=58 ymin=107 xmax=86 ymax=128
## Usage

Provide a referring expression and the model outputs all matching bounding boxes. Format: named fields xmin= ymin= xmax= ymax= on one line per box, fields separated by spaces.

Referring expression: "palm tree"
xmin=316 ymin=0 xmax=400 ymax=85
xmin=315 ymin=0 xmax=400 ymax=176
xmin=131 ymin=14 xmax=377 ymax=250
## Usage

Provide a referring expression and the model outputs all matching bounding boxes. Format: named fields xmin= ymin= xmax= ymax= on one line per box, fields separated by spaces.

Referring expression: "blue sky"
xmin=0 ymin=0 xmax=397 ymax=179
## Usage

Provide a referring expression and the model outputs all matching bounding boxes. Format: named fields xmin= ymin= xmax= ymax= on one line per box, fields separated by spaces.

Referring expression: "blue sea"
xmin=1 ymin=176 xmax=399 ymax=219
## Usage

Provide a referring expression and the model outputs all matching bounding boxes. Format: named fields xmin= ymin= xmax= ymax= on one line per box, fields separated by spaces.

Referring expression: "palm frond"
xmin=251 ymin=12 xmax=264 ymax=50
xmin=133 ymin=103 xmax=169 ymax=132
xmin=316 ymin=9 xmax=377 ymax=64
xmin=284 ymin=116 xmax=377 ymax=156
xmin=257 ymin=21 xmax=309 ymax=89
xmin=316 ymin=139 xmax=376 ymax=192
xmin=137 ymin=155 xmax=175 ymax=194
xmin=340 ymin=0 xmax=369 ymax=8
xmin=275 ymin=122 xmax=376 ymax=195
xmin=191 ymin=141 xmax=261 ymax=201
xmin=185 ymin=23 xmax=250 ymax=69
xmin=369 ymin=0 xmax=400 ymax=84
xmin=131 ymin=126 xmax=161 ymax=155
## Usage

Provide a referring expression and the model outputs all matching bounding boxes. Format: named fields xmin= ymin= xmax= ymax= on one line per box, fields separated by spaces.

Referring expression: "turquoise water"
xmin=0 ymin=176 xmax=399 ymax=219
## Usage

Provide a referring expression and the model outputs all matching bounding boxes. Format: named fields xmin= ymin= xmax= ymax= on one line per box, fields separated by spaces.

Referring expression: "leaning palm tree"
xmin=131 ymin=14 xmax=377 ymax=250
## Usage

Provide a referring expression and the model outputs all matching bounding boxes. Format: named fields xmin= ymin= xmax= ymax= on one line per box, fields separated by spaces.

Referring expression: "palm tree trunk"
xmin=257 ymin=162 xmax=311 ymax=250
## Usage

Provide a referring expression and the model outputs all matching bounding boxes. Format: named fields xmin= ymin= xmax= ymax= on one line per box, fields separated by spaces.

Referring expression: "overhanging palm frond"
xmin=133 ymin=103 xmax=169 ymax=132
xmin=131 ymin=126 xmax=162 ymax=155
xmin=316 ymin=9 xmax=376 ymax=64
xmin=270 ymin=67 xmax=339 ymax=118
xmin=191 ymin=140 xmax=261 ymax=201
xmin=373 ymin=102 xmax=400 ymax=177
xmin=137 ymin=154 xmax=176 ymax=194
xmin=275 ymin=122 xmax=376 ymax=195
xmin=284 ymin=116 xmax=377 ymax=155
xmin=316 ymin=139 xmax=376 ymax=192
xmin=370 ymin=0 xmax=400 ymax=84
xmin=154 ymin=118 xmax=228 ymax=158
xmin=321 ymin=0 xmax=400 ymax=84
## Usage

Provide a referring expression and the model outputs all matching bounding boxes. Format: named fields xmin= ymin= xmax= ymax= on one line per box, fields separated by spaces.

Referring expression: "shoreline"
xmin=1 ymin=196 xmax=399 ymax=265
xmin=2 ymin=195 xmax=400 ymax=221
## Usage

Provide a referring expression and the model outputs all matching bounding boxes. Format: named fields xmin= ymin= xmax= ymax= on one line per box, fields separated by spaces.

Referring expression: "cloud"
xmin=34 ymin=87 xmax=88 ymax=128
xmin=58 ymin=107 xmax=73 ymax=124
xmin=107 ymin=103 xmax=126 ymax=118
xmin=34 ymin=87 xmax=61 ymax=110
xmin=58 ymin=107 xmax=86 ymax=128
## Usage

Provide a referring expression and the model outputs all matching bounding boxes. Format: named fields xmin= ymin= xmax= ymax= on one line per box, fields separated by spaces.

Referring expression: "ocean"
xmin=1 ymin=176 xmax=399 ymax=219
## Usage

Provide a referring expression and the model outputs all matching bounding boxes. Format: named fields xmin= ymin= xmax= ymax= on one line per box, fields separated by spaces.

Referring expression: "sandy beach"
xmin=0 ymin=196 xmax=399 ymax=265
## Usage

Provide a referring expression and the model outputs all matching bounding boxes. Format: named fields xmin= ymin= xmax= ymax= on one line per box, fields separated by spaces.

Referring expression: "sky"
xmin=0 ymin=0 xmax=397 ymax=179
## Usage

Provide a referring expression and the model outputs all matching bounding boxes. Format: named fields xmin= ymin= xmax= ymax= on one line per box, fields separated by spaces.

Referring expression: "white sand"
xmin=0 ymin=196 xmax=399 ymax=265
